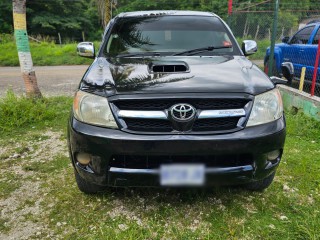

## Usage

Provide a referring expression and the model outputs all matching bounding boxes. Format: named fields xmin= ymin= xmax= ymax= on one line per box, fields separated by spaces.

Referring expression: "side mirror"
xmin=282 ymin=36 xmax=290 ymax=44
xmin=242 ymin=40 xmax=258 ymax=56
xmin=77 ymin=42 xmax=95 ymax=58
xmin=270 ymin=76 xmax=288 ymax=85
xmin=281 ymin=62 xmax=294 ymax=84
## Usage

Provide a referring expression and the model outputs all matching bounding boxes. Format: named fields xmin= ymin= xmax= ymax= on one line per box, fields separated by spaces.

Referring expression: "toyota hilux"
xmin=68 ymin=11 xmax=287 ymax=193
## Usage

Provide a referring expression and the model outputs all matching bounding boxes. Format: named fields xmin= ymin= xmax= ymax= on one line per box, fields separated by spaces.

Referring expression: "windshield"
xmin=104 ymin=16 xmax=240 ymax=57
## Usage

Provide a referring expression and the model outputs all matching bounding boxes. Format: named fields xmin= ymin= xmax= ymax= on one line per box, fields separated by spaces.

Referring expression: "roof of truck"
xmin=117 ymin=10 xmax=217 ymax=18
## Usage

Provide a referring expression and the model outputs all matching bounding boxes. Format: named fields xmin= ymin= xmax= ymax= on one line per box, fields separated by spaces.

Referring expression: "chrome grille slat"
xmin=118 ymin=110 xmax=167 ymax=119
xmin=198 ymin=109 xmax=246 ymax=119
xmin=118 ymin=109 xmax=245 ymax=120
xmin=114 ymin=98 xmax=249 ymax=110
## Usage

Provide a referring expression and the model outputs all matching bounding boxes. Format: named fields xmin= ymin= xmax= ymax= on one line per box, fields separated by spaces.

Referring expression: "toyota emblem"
xmin=170 ymin=103 xmax=196 ymax=122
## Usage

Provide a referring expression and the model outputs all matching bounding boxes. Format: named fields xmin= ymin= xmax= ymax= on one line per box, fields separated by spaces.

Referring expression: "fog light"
xmin=77 ymin=153 xmax=91 ymax=165
xmin=267 ymin=150 xmax=281 ymax=161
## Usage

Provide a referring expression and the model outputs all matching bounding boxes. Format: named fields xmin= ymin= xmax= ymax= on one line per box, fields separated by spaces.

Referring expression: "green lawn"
xmin=0 ymin=93 xmax=319 ymax=239
xmin=0 ymin=41 xmax=95 ymax=66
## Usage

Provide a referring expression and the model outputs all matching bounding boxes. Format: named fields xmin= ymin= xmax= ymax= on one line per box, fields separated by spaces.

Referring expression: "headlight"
xmin=247 ymin=88 xmax=283 ymax=127
xmin=73 ymin=90 xmax=118 ymax=128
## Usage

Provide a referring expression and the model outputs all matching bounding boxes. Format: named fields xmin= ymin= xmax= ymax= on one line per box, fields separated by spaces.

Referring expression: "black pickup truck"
xmin=68 ymin=11 xmax=286 ymax=193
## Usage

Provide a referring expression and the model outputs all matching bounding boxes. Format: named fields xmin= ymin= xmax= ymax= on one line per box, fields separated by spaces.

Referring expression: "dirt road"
xmin=0 ymin=60 xmax=264 ymax=97
xmin=0 ymin=65 xmax=89 ymax=97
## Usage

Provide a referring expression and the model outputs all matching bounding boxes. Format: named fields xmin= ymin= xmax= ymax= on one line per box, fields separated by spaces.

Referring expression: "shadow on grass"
xmin=94 ymin=185 xmax=257 ymax=206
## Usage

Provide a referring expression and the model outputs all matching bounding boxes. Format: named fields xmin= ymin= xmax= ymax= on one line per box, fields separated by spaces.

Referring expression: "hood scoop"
xmin=148 ymin=61 xmax=190 ymax=73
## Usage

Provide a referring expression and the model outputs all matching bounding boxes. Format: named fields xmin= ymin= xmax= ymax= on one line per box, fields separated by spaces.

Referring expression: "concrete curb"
xmin=278 ymin=85 xmax=320 ymax=121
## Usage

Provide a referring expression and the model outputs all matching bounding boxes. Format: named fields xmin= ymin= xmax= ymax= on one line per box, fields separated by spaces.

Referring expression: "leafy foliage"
xmin=0 ymin=0 xmax=102 ymax=41
xmin=229 ymin=0 xmax=318 ymax=40
xmin=0 ymin=0 xmax=319 ymax=42
xmin=0 ymin=0 xmax=13 ymax=34
xmin=114 ymin=0 xmax=227 ymax=18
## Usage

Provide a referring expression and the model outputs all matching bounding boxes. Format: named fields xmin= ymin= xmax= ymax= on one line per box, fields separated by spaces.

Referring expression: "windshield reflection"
xmin=105 ymin=16 xmax=238 ymax=57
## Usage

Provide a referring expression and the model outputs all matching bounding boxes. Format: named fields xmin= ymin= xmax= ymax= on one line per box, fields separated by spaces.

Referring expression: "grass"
xmin=0 ymin=93 xmax=319 ymax=239
xmin=0 ymin=90 xmax=72 ymax=135
xmin=247 ymin=38 xmax=270 ymax=60
xmin=0 ymin=172 xmax=22 ymax=198
xmin=0 ymin=40 xmax=96 ymax=66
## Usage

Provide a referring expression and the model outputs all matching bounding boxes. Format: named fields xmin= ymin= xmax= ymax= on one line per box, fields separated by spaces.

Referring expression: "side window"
xmin=290 ymin=26 xmax=314 ymax=44
xmin=312 ymin=27 xmax=320 ymax=45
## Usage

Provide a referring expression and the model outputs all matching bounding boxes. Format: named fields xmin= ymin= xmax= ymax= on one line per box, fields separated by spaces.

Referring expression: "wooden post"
xmin=280 ymin=27 xmax=284 ymax=40
xmin=246 ymin=24 xmax=250 ymax=38
xmin=243 ymin=18 xmax=248 ymax=38
xmin=58 ymin=32 xmax=62 ymax=45
xmin=82 ymin=31 xmax=85 ymax=42
xmin=299 ymin=67 xmax=306 ymax=92
xmin=255 ymin=25 xmax=260 ymax=40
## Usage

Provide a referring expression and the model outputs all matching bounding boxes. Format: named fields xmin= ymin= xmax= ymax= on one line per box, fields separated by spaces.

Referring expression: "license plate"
xmin=160 ymin=164 xmax=205 ymax=186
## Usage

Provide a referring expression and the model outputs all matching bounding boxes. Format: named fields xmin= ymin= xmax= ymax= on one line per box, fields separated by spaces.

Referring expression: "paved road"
xmin=0 ymin=65 xmax=89 ymax=97
xmin=0 ymin=60 xmax=264 ymax=97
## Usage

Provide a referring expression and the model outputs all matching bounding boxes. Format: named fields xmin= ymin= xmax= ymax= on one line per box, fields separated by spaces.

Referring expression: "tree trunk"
xmin=254 ymin=25 xmax=260 ymax=40
xmin=96 ymin=0 xmax=111 ymax=28
xmin=104 ymin=0 xmax=111 ymax=28
xmin=12 ymin=0 xmax=42 ymax=98
xmin=243 ymin=18 xmax=248 ymax=38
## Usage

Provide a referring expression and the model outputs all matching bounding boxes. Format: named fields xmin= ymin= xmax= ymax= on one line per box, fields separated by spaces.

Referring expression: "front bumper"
xmin=68 ymin=117 xmax=286 ymax=187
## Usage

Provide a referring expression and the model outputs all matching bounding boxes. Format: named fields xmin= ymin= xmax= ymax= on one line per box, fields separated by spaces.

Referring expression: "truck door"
xmin=285 ymin=25 xmax=315 ymax=79
xmin=306 ymin=25 xmax=320 ymax=82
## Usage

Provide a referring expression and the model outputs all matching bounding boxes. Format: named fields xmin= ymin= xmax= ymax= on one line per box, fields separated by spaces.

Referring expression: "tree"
xmin=0 ymin=1 xmax=13 ymax=34
xmin=96 ymin=0 xmax=112 ymax=28
xmin=12 ymin=0 xmax=41 ymax=98
xmin=27 ymin=0 xmax=100 ymax=41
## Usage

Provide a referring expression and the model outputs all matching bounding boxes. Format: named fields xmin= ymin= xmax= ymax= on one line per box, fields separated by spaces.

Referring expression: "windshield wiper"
xmin=115 ymin=52 xmax=162 ymax=58
xmin=172 ymin=45 xmax=232 ymax=56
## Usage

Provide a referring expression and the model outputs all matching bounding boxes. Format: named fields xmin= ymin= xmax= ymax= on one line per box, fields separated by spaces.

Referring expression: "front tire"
xmin=244 ymin=172 xmax=276 ymax=191
xmin=74 ymin=170 xmax=107 ymax=194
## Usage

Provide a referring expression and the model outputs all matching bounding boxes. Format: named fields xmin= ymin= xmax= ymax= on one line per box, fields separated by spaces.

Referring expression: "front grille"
xmin=114 ymin=99 xmax=248 ymax=111
xmin=109 ymin=154 xmax=253 ymax=169
xmin=193 ymin=117 xmax=240 ymax=132
xmin=124 ymin=118 xmax=172 ymax=132
xmin=123 ymin=117 xmax=240 ymax=132
xmin=113 ymin=98 xmax=249 ymax=133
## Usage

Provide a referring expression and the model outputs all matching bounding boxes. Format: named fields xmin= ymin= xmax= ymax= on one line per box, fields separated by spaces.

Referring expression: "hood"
xmin=82 ymin=56 xmax=274 ymax=96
